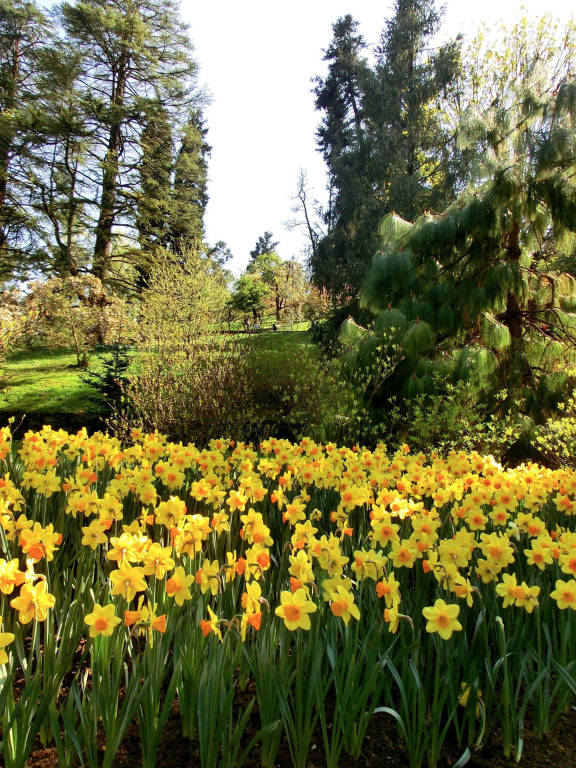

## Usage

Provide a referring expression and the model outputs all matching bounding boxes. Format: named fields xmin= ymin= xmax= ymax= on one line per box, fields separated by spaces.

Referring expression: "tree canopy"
xmin=355 ymin=72 xmax=576 ymax=417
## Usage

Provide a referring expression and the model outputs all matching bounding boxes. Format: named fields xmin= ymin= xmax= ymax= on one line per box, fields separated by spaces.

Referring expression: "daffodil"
xmin=200 ymin=605 xmax=222 ymax=640
xmin=0 ymin=617 xmax=15 ymax=664
xmin=275 ymin=588 xmax=317 ymax=631
xmin=84 ymin=603 xmax=121 ymax=637
xmin=165 ymin=566 xmax=194 ymax=605
xmin=550 ymin=579 xmax=576 ymax=611
xmin=422 ymin=599 xmax=462 ymax=640
xmin=329 ymin=586 xmax=360 ymax=625
xmin=109 ymin=562 xmax=147 ymax=601
xmin=10 ymin=580 xmax=56 ymax=623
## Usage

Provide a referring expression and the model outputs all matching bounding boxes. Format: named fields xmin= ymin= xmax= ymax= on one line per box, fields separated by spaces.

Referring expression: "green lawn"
xmin=0 ymin=349 xmax=104 ymax=418
xmin=0 ymin=329 xmax=316 ymax=425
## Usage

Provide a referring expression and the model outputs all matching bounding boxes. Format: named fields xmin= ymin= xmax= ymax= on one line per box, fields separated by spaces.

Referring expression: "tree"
xmin=266 ymin=260 xmax=309 ymax=323
xmin=23 ymin=275 xmax=131 ymax=366
xmin=363 ymin=0 xmax=461 ymax=219
xmin=445 ymin=15 xmax=576 ymax=193
xmin=136 ymin=100 xmax=174 ymax=261
xmin=245 ymin=233 xmax=309 ymax=321
xmin=26 ymin=42 xmax=92 ymax=277
xmin=168 ymin=110 xmax=210 ymax=254
xmin=249 ymin=231 xmax=279 ymax=259
xmin=310 ymin=4 xmax=461 ymax=300
xmin=356 ymin=76 xmax=576 ymax=418
xmin=0 ymin=0 xmax=47 ymax=276
xmin=60 ymin=0 xmax=200 ymax=281
xmin=207 ymin=240 xmax=232 ymax=268
xmin=135 ymin=106 xmax=209 ymax=286
xmin=229 ymin=273 xmax=267 ymax=322
xmin=311 ymin=15 xmax=370 ymax=298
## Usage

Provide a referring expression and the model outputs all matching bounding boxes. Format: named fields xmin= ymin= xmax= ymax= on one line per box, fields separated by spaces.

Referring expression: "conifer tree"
xmin=311 ymin=3 xmax=460 ymax=300
xmin=357 ymin=76 xmax=576 ymax=417
xmin=27 ymin=43 xmax=92 ymax=276
xmin=0 ymin=0 xmax=47 ymax=276
xmin=363 ymin=0 xmax=461 ymax=219
xmin=60 ymin=0 xmax=200 ymax=281
xmin=137 ymin=101 xmax=173 ymax=252
xmin=168 ymin=110 xmax=209 ymax=254
xmin=311 ymin=14 xmax=370 ymax=299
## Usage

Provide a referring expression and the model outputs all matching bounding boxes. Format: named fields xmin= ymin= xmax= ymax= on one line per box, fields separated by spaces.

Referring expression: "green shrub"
xmin=382 ymin=381 xmax=531 ymax=461
xmin=533 ymin=395 xmax=576 ymax=467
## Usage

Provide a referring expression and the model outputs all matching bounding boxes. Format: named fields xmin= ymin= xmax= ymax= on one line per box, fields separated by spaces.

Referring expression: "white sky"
xmin=180 ymin=0 xmax=575 ymax=274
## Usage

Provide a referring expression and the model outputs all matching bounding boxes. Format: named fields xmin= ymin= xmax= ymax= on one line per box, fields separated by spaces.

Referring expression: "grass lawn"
xmin=0 ymin=327 xmax=316 ymax=429
xmin=0 ymin=349 xmax=105 ymax=419
xmin=248 ymin=327 xmax=315 ymax=354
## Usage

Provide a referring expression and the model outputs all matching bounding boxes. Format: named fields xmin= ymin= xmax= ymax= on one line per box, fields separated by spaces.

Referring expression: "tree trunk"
xmin=93 ymin=50 xmax=129 ymax=279
xmin=0 ymin=40 xmax=19 ymax=248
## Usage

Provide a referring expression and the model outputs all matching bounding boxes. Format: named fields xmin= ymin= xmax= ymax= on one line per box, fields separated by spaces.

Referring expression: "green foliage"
xmin=236 ymin=238 xmax=312 ymax=324
xmin=81 ymin=343 xmax=132 ymax=408
xmin=168 ymin=111 xmax=210 ymax=254
xmin=60 ymin=0 xmax=201 ymax=281
xmin=22 ymin=275 xmax=133 ymax=367
xmin=311 ymin=3 xmax=461 ymax=299
xmin=355 ymin=71 xmax=576 ymax=418
xmin=229 ymin=273 xmax=268 ymax=321
xmin=116 ymin=249 xmax=253 ymax=444
xmin=534 ymin=393 xmax=576 ymax=467
xmin=136 ymin=101 xmax=174 ymax=264
xmin=0 ymin=0 xmax=47 ymax=276
xmin=0 ymin=287 xmax=28 ymax=372
xmin=245 ymin=333 xmax=347 ymax=443
xmin=384 ymin=381 xmax=529 ymax=459
xmin=0 ymin=0 xmax=207 ymax=288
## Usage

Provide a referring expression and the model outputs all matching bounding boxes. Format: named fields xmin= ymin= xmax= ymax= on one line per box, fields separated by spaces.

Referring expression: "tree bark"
xmin=0 ymin=38 xmax=19 ymax=248
xmin=92 ymin=49 xmax=129 ymax=279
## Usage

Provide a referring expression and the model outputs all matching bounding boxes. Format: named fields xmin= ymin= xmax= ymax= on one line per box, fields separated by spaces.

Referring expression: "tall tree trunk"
xmin=93 ymin=50 xmax=129 ymax=279
xmin=0 ymin=41 xmax=19 ymax=248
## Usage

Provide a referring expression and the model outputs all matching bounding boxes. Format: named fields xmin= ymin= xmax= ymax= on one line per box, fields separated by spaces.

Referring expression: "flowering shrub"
xmin=1 ymin=426 xmax=576 ymax=767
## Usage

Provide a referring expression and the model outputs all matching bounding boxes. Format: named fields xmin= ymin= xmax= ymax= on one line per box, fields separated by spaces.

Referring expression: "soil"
xmin=22 ymin=700 xmax=576 ymax=768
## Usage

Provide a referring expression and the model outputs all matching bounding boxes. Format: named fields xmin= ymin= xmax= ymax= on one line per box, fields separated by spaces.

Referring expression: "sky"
xmin=180 ymin=0 xmax=576 ymax=274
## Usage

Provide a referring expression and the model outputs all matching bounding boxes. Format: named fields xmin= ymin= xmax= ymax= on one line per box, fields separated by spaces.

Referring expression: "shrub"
xmin=22 ymin=276 xmax=133 ymax=367
xmin=382 ymin=381 xmax=531 ymax=461
xmin=114 ymin=249 xmax=255 ymax=444
xmin=533 ymin=394 xmax=576 ymax=467
xmin=0 ymin=287 xmax=28 ymax=373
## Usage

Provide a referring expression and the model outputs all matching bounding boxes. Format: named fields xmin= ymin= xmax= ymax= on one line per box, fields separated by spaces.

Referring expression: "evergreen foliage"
xmin=81 ymin=342 xmax=132 ymax=406
xmin=0 ymin=0 xmax=208 ymax=286
xmin=0 ymin=0 xmax=47 ymax=276
xmin=356 ymin=76 xmax=576 ymax=417
xmin=311 ymin=2 xmax=461 ymax=300
xmin=169 ymin=110 xmax=209 ymax=254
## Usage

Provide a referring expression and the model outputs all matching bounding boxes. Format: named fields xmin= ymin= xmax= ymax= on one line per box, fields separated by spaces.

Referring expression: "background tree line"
xmin=304 ymin=1 xmax=576 ymax=454
xmin=0 ymin=0 xmax=209 ymax=290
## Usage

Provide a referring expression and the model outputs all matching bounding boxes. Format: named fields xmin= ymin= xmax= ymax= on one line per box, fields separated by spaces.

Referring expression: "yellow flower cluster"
xmin=0 ymin=426 xmax=575 ymax=649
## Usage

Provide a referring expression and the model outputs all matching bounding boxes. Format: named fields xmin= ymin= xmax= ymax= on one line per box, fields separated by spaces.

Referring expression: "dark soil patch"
xmin=23 ymin=701 xmax=576 ymax=767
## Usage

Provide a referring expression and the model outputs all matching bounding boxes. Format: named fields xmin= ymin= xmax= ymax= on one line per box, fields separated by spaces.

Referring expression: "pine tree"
xmin=0 ymin=0 xmax=47 ymax=277
xmin=364 ymin=0 xmax=461 ymax=219
xmin=168 ymin=110 xmax=209 ymax=254
xmin=311 ymin=15 xmax=370 ymax=299
xmin=135 ymin=100 xmax=173 ymax=284
xmin=60 ymin=0 xmax=200 ymax=281
xmin=311 ymin=4 xmax=461 ymax=300
xmin=137 ymin=101 xmax=173 ymax=249
xmin=27 ymin=42 xmax=92 ymax=277
xmin=249 ymin=231 xmax=279 ymax=259
xmin=357 ymin=76 xmax=576 ymax=417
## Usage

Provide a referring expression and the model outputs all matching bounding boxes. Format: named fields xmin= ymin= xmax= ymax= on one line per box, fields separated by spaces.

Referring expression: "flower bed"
xmin=1 ymin=426 xmax=576 ymax=767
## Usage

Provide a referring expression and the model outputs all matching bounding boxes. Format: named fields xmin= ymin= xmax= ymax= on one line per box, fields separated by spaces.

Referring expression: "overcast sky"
xmin=180 ymin=1 xmax=575 ymax=274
